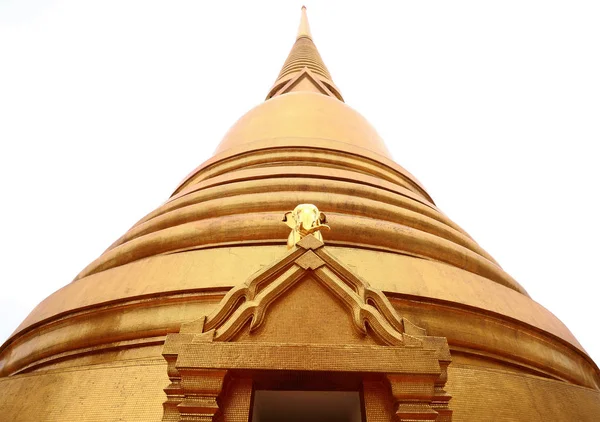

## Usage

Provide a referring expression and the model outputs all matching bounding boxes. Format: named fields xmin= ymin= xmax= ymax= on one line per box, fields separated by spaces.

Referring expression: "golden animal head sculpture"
xmin=283 ymin=204 xmax=330 ymax=248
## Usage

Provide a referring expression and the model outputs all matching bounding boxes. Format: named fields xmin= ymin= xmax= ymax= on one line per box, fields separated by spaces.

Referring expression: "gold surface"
xmin=162 ymin=239 xmax=451 ymax=420
xmin=215 ymin=93 xmax=389 ymax=157
xmin=1 ymin=5 xmax=599 ymax=421
xmin=0 ymin=359 xmax=167 ymax=422
xmin=3 ymin=246 xmax=541 ymax=342
xmin=446 ymin=364 xmax=600 ymax=421
xmin=2 ymin=356 xmax=599 ymax=422
xmin=174 ymin=138 xmax=428 ymax=198
xmin=3 ymin=246 xmax=595 ymax=385
xmin=174 ymin=138 xmax=429 ymax=198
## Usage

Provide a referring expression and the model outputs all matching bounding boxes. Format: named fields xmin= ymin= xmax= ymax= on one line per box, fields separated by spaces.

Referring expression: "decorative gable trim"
xmin=201 ymin=235 xmax=423 ymax=345
xmin=272 ymin=67 xmax=337 ymax=98
xmin=162 ymin=235 xmax=453 ymax=421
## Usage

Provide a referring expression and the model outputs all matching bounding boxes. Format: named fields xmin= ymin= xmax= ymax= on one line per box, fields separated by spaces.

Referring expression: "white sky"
xmin=1 ymin=1 xmax=599 ymax=367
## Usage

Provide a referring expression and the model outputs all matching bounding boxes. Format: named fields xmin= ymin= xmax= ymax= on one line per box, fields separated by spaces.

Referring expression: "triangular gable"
xmin=191 ymin=235 xmax=426 ymax=345
xmin=272 ymin=67 xmax=337 ymax=99
xmin=163 ymin=234 xmax=453 ymax=422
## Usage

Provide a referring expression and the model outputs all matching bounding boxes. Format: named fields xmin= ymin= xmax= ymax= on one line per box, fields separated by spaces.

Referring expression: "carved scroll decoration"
xmin=162 ymin=234 xmax=452 ymax=421
xmin=202 ymin=235 xmax=422 ymax=345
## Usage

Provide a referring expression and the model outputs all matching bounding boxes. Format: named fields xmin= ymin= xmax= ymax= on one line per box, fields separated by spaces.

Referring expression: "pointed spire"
xmin=297 ymin=6 xmax=312 ymax=40
xmin=266 ymin=6 xmax=343 ymax=102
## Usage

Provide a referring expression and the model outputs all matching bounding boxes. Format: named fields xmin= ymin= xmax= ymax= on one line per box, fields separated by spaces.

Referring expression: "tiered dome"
xmin=1 ymin=6 xmax=599 ymax=422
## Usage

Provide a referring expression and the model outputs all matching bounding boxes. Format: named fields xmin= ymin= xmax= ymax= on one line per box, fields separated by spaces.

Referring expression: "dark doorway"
xmin=251 ymin=390 xmax=363 ymax=422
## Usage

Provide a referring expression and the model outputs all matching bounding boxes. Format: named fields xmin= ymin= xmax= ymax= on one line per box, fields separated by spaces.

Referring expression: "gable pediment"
xmin=272 ymin=67 xmax=337 ymax=98
xmin=162 ymin=234 xmax=453 ymax=422
xmin=191 ymin=235 xmax=425 ymax=346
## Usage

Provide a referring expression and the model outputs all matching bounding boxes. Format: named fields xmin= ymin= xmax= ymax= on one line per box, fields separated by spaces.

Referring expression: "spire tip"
xmin=297 ymin=5 xmax=312 ymax=40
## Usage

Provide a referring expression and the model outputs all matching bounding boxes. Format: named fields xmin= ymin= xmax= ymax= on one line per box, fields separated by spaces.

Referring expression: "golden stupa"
xmin=1 ymin=7 xmax=599 ymax=422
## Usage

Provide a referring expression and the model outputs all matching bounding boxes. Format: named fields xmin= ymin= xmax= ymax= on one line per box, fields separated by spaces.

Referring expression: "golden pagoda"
xmin=1 ymin=7 xmax=599 ymax=422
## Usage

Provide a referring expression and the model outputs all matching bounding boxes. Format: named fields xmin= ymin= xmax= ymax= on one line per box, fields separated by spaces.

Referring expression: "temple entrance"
xmin=161 ymin=235 xmax=452 ymax=421
xmin=251 ymin=390 xmax=363 ymax=422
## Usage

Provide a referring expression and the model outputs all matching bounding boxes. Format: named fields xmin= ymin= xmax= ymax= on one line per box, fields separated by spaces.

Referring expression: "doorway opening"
xmin=251 ymin=390 xmax=363 ymax=422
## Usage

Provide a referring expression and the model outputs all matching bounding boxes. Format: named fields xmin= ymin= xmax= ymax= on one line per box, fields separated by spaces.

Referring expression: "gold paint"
xmin=1 ymin=5 xmax=599 ymax=421
xmin=283 ymin=204 xmax=330 ymax=248
xmin=162 ymin=239 xmax=451 ymax=420
xmin=200 ymin=237 xmax=426 ymax=346
xmin=446 ymin=365 xmax=600 ymax=421
xmin=214 ymin=93 xmax=389 ymax=157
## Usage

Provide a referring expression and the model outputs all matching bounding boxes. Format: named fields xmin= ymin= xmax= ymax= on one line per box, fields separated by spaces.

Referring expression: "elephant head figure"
xmin=282 ymin=204 xmax=330 ymax=249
